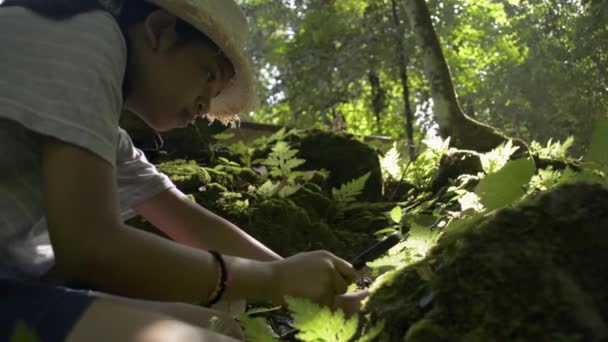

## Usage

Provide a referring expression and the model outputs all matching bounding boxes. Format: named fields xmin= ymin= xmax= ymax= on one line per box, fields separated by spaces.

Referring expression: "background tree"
xmin=240 ymin=0 xmax=607 ymax=155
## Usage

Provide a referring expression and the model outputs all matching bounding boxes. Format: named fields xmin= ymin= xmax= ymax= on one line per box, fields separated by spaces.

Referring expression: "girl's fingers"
xmin=331 ymin=266 xmax=349 ymax=295
xmin=328 ymin=254 xmax=357 ymax=283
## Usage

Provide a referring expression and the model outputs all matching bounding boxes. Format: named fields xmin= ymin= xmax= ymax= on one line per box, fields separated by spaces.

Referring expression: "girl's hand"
xmin=334 ymin=290 xmax=369 ymax=317
xmin=270 ymin=251 xmax=358 ymax=306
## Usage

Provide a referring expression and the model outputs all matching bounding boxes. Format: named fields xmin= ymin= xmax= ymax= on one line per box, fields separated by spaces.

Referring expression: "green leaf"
xmin=286 ymin=297 xmax=358 ymax=342
xmin=584 ymin=119 xmax=608 ymax=172
xmin=257 ymin=180 xmax=279 ymax=198
xmin=480 ymin=140 xmax=520 ymax=174
xmin=332 ymin=172 xmax=370 ymax=205
xmin=389 ymin=206 xmax=403 ymax=224
xmin=278 ymin=184 xmax=301 ymax=198
xmin=213 ymin=132 xmax=235 ymax=140
xmin=239 ymin=316 xmax=278 ymax=342
xmin=10 ymin=321 xmax=40 ymax=342
xmin=474 ymin=158 xmax=535 ymax=211
xmin=374 ymin=227 xmax=399 ymax=236
xmin=359 ymin=321 xmax=386 ymax=342
xmin=284 ymin=158 xmax=306 ymax=170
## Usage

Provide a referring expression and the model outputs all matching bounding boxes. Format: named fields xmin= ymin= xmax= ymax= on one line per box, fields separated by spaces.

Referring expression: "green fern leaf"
xmin=332 ymin=172 xmax=371 ymax=204
xmin=286 ymin=297 xmax=358 ymax=342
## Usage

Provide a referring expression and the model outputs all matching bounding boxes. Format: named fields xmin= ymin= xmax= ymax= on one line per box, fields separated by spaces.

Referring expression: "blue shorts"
xmin=0 ymin=278 xmax=95 ymax=342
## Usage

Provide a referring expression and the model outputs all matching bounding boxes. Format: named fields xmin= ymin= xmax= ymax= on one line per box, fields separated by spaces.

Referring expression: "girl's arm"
xmin=42 ymin=138 xmax=354 ymax=306
xmin=133 ymin=187 xmax=283 ymax=262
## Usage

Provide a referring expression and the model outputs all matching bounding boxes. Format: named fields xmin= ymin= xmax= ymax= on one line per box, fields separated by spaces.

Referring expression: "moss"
xmin=334 ymin=202 xmax=396 ymax=233
xmin=286 ymin=130 xmax=384 ymax=202
xmin=290 ymin=183 xmax=333 ymax=221
xmin=365 ymin=183 xmax=608 ymax=341
xmin=212 ymin=164 xmax=262 ymax=190
xmin=204 ymin=167 xmax=234 ymax=188
xmin=156 ymin=159 xmax=211 ymax=193
xmin=237 ymin=198 xmax=343 ymax=256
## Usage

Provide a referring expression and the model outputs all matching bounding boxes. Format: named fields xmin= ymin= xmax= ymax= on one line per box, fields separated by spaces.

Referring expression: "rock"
xmin=287 ymin=130 xmax=383 ymax=202
xmin=155 ymin=159 xmax=211 ymax=193
xmin=120 ymin=110 xmax=229 ymax=163
xmin=364 ymin=183 xmax=608 ymax=341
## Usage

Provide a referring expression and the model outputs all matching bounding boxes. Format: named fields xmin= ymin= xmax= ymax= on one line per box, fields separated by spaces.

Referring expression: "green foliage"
xmin=262 ymin=141 xmax=306 ymax=179
xmin=530 ymin=136 xmax=575 ymax=160
xmin=389 ymin=206 xmax=403 ymax=224
xmin=368 ymin=220 xmax=442 ymax=272
xmin=239 ymin=315 xmax=278 ymax=342
xmin=474 ymin=158 xmax=536 ymax=211
xmin=10 ymin=321 xmax=39 ymax=342
xmin=379 ymin=142 xmax=402 ymax=181
xmin=401 ymin=136 xmax=451 ymax=188
xmin=243 ymin=0 xmax=606 ymax=155
xmin=332 ymin=172 xmax=370 ymax=205
xmin=582 ymin=119 xmax=608 ymax=178
xmin=228 ymin=141 xmax=256 ymax=168
xmin=357 ymin=320 xmax=385 ymax=342
xmin=527 ymin=167 xmax=562 ymax=193
xmin=479 ymin=140 xmax=520 ymax=174
xmin=286 ymin=297 xmax=358 ymax=342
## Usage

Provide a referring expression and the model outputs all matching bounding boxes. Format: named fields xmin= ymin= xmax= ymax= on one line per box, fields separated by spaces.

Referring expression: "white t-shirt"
xmin=0 ymin=7 xmax=175 ymax=280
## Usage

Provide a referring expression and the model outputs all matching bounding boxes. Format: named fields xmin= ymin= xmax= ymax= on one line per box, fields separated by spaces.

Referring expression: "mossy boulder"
xmin=120 ymin=110 xmax=228 ymax=163
xmin=333 ymin=202 xmax=397 ymax=234
xmin=155 ymin=159 xmax=211 ymax=193
xmin=365 ymin=183 xmax=608 ymax=341
xmin=236 ymin=198 xmax=343 ymax=257
xmin=286 ymin=130 xmax=383 ymax=202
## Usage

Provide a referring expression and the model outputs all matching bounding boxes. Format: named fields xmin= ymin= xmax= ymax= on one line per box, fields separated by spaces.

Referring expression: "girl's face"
xmin=124 ymin=10 xmax=234 ymax=132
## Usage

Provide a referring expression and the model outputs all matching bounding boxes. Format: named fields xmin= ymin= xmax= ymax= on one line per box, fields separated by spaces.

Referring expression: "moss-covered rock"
xmin=333 ymin=202 xmax=397 ymax=234
xmin=290 ymin=183 xmax=334 ymax=222
xmin=120 ymin=110 xmax=228 ymax=163
xmin=239 ymin=198 xmax=342 ymax=257
xmin=286 ymin=130 xmax=383 ymax=202
xmin=365 ymin=183 xmax=608 ymax=341
xmin=155 ymin=159 xmax=211 ymax=193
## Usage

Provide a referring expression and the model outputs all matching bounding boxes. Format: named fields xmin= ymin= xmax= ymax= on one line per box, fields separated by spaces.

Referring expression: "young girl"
xmin=0 ymin=0 xmax=365 ymax=340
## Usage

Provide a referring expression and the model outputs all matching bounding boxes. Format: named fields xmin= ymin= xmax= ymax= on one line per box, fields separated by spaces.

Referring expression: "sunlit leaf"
xmin=475 ymin=158 xmax=535 ymax=211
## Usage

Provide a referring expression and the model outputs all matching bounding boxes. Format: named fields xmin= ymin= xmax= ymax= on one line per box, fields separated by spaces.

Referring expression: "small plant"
xmin=479 ymin=140 xmax=520 ymax=174
xmin=404 ymin=136 xmax=451 ymax=188
xmin=262 ymin=141 xmax=306 ymax=178
xmin=332 ymin=172 xmax=370 ymax=205
xmin=530 ymin=136 xmax=575 ymax=160
xmin=239 ymin=315 xmax=278 ymax=342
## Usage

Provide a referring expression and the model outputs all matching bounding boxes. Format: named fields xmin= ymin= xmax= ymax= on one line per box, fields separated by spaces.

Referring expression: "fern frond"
xmin=332 ymin=172 xmax=370 ymax=204
xmin=286 ymin=297 xmax=358 ymax=342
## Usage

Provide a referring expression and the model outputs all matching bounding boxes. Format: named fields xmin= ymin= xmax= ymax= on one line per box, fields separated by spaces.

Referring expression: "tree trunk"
xmin=401 ymin=0 xmax=518 ymax=152
xmin=391 ymin=0 xmax=417 ymax=160
xmin=368 ymin=71 xmax=386 ymax=135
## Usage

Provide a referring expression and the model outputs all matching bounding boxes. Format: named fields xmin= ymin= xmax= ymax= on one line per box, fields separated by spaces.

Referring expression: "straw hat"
xmin=146 ymin=0 xmax=255 ymax=124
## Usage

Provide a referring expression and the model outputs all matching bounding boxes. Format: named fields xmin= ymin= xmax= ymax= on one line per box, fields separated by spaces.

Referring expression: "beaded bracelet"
xmin=206 ymin=250 xmax=228 ymax=307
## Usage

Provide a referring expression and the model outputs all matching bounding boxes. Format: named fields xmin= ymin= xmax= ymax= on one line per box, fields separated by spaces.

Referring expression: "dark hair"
xmin=0 ymin=0 xmax=220 ymax=96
